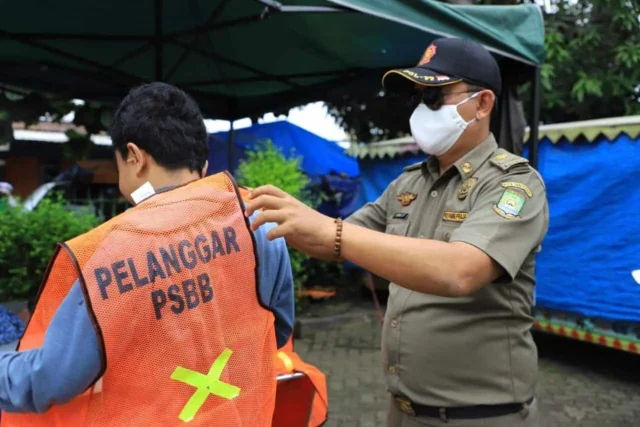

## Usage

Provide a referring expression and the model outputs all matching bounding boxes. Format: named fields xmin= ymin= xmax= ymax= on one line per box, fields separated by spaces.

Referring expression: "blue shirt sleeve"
xmin=0 ymin=216 xmax=295 ymax=413
xmin=0 ymin=282 xmax=101 ymax=413
xmin=250 ymin=213 xmax=295 ymax=348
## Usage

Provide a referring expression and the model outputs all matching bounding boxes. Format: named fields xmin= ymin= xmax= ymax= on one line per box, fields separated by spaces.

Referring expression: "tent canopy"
xmin=0 ymin=0 xmax=544 ymax=120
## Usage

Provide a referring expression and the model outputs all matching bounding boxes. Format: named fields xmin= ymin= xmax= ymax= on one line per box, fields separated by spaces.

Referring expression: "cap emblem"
xmin=418 ymin=44 xmax=437 ymax=66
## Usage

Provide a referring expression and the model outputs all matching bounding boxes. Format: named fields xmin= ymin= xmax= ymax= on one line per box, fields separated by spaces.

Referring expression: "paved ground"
xmin=296 ymin=305 xmax=640 ymax=427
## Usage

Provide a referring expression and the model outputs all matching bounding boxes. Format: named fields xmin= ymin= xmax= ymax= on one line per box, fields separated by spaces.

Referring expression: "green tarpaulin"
xmin=0 ymin=0 xmax=544 ymax=119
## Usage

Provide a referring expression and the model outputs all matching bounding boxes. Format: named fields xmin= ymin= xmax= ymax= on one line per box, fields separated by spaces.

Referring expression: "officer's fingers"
xmin=266 ymin=223 xmax=293 ymax=241
xmin=250 ymin=185 xmax=289 ymax=200
xmin=245 ymin=195 xmax=287 ymax=217
xmin=251 ymin=210 xmax=288 ymax=231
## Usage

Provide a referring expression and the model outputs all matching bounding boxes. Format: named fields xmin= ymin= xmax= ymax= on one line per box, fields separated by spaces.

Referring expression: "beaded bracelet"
xmin=333 ymin=218 xmax=343 ymax=259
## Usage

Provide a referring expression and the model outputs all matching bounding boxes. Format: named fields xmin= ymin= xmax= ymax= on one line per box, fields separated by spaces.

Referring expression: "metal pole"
xmin=228 ymin=120 xmax=235 ymax=174
xmin=529 ymin=67 xmax=541 ymax=170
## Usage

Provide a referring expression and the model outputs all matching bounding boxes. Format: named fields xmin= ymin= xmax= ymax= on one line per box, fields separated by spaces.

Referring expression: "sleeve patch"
xmin=493 ymin=188 xmax=526 ymax=219
xmin=501 ymin=182 xmax=533 ymax=198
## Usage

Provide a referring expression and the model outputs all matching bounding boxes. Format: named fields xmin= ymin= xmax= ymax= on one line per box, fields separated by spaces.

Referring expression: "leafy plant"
xmin=236 ymin=139 xmax=312 ymax=201
xmin=236 ymin=140 xmax=311 ymax=306
xmin=0 ymin=197 xmax=99 ymax=301
xmin=236 ymin=140 xmax=343 ymax=310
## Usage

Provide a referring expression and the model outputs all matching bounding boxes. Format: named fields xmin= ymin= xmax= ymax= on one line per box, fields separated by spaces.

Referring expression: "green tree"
xmin=325 ymin=0 xmax=640 ymax=142
xmin=533 ymin=0 xmax=640 ymax=123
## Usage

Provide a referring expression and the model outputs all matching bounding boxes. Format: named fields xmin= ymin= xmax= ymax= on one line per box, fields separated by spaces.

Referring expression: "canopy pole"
xmin=228 ymin=121 xmax=235 ymax=175
xmin=154 ymin=0 xmax=163 ymax=81
xmin=529 ymin=67 xmax=541 ymax=169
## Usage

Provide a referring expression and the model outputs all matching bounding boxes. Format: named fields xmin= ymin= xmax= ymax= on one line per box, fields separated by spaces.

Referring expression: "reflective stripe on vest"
xmin=277 ymin=351 xmax=295 ymax=373
xmin=171 ymin=348 xmax=240 ymax=422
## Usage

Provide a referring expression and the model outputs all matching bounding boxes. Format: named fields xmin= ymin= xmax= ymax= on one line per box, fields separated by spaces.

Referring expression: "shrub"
xmin=236 ymin=140 xmax=346 ymax=311
xmin=236 ymin=139 xmax=311 ymax=201
xmin=236 ymin=140 xmax=311 ymax=302
xmin=0 ymin=197 xmax=99 ymax=302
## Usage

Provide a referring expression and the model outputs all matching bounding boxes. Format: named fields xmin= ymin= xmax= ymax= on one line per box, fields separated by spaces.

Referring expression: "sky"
xmin=204 ymin=101 xmax=349 ymax=144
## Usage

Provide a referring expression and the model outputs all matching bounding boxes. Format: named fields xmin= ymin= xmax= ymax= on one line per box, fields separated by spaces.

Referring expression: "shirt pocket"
xmin=434 ymin=221 xmax=463 ymax=242
xmin=385 ymin=221 xmax=410 ymax=237
xmin=435 ymin=198 xmax=471 ymax=242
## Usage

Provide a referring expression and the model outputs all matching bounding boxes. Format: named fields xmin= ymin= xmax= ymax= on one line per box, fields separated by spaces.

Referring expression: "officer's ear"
xmin=125 ymin=142 xmax=148 ymax=177
xmin=475 ymin=90 xmax=495 ymax=121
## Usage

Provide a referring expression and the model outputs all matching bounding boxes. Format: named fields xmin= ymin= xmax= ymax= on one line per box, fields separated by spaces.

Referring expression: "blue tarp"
xmin=355 ymin=154 xmax=425 ymax=208
xmin=0 ymin=306 xmax=24 ymax=346
xmin=309 ymin=173 xmax=362 ymax=219
xmin=529 ymin=134 xmax=640 ymax=322
xmin=206 ymin=121 xmax=359 ymax=178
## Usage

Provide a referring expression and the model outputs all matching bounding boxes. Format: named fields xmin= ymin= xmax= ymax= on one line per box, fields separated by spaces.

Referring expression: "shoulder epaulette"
xmin=403 ymin=162 xmax=423 ymax=172
xmin=489 ymin=150 xmax=529 ymax=172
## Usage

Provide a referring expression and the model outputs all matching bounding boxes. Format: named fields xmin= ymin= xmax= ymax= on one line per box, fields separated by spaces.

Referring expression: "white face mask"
xmin=409 ymin=93 xmax=479 ymax=156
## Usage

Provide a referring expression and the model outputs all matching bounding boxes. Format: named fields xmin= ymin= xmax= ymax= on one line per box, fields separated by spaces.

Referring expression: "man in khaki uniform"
xmin=245 ymin=37 xmax=548 ymax=427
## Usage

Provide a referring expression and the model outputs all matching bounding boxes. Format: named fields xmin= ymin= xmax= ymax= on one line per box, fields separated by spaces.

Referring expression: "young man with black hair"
xmin=0 ymin=82 xmax=294 ymax=426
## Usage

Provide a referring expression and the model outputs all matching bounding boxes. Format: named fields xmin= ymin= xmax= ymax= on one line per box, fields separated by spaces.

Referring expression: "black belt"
xmin=394 ymin=396 xmax=534 ymax=421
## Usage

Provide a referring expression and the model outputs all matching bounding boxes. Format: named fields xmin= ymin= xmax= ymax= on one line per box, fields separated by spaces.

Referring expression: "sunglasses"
xmin=409 ymin=88 xmax=481 ymax=111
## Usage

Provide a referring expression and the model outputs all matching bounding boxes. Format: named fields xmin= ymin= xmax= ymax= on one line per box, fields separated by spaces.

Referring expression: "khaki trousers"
xmin=387 ymin=396 xmax=539 ymax=427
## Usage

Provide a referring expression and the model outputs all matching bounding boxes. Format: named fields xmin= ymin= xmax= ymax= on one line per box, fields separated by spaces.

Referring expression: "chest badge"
xmin=461 ymin=162 xmax=473 ymax=175
xmin=396 ymin=192 xmax=417 ymax=207
xmin=457 ymin=178 xmax=478 ymax=200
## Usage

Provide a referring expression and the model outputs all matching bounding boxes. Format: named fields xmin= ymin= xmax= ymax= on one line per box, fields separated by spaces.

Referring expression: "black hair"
xmin=110 ymin=82 xmax=208 ymax=172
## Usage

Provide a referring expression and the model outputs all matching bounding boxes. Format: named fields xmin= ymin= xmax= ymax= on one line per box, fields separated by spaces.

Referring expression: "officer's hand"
xmin=245 ymin=185 xmax=335 ymax=259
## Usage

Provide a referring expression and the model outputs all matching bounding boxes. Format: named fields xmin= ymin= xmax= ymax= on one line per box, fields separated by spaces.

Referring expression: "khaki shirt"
xmin=347 ymin=134 xmax=549 ymax=407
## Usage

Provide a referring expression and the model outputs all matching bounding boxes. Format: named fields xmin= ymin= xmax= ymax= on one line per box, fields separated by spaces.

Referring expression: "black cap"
xmin=382 ymin=38 xmax=502 ymax=95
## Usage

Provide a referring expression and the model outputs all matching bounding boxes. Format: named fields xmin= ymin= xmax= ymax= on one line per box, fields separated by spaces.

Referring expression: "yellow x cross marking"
xmin=170 ymin=348 xmax=241 ymax=422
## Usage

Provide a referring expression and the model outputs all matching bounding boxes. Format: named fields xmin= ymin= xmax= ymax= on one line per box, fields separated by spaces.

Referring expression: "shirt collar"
xmin=453 ymin=134 xmax=498 ymax=179
xmin=425 ymin=134 xmax=499 ymax=180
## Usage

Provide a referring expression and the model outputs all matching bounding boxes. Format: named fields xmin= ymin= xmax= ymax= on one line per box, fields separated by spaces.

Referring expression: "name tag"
xmin=393 ymin=213 xmax=409 ymax=220
xmin=442 ymin=211 xmax=467 ymax=223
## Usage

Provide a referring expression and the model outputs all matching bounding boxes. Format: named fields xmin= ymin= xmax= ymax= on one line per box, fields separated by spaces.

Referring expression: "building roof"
xmin=10 ymin=121 xmax=112 ymax=146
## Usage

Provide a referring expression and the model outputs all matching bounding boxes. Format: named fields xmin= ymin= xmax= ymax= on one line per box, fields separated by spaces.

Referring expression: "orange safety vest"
xmin=273 ymin=337 xmax=328 ymax=427
xmin=2 ymin=172 xmax=277 ymax=427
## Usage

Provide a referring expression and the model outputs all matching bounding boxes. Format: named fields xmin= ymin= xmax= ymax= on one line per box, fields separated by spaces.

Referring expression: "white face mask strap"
xmin=456 ymin=90 xmax=481 ymax=107
xmin=455 ymin=91 xmax=482 ymax=125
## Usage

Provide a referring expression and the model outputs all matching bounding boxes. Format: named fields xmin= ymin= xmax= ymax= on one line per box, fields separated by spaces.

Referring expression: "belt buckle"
xmin=395 ymin=397 xmax=416 ymax=416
